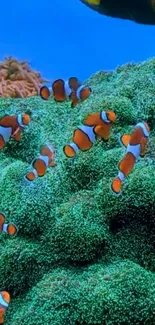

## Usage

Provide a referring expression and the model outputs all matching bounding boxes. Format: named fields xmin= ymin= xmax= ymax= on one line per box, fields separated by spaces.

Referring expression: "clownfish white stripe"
xmin=127 ymin=144 xmax=141 ymax=160
xmin=136 ymin=122 xmax=149 ymax=137
xmin=0 ymin=294 xmax=8 ymax=308
xmin=101 ymin=111 xmax=111 ymax=124
xmin=2 ymin=224 xmax=8 ymax=233
xmin=17 ymin=114 xmax=25 ymax=128
xmin=79 ymin=125 xmax=96 ymax=143
xmin=69 ymin=142 xmax=79 ymax=153
xmin=76 ymin=85 xmax=85 ymax=99
xmin=64 ymin=80 xmax=72 ymax=97
xmin=48 ymin=87 xmax=53 ymax=95
xmin=0 ymin=126 xmax=12 ymax=142
xmin=31 ymin=169 xmax=38 ymax=178
xmin=47 ymin=144 xmax=55 ymax=153
xmin=32 ymin=155 xmax=50 ymax=170
xmin=40 ymin=155 xmax=50 ymax=166
xmin=118 ymin=171 xmax=125 ymax=181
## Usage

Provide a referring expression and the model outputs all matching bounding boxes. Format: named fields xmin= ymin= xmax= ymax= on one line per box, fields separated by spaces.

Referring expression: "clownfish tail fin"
xmin=111 ymin=177 xmax=122 ymax=196
xmin=25 ymin=169 xmax=38 ymax=181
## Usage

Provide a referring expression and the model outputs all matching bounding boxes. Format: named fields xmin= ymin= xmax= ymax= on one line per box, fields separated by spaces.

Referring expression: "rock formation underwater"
xmin=1 ymin=57 xmax=155 ymax=324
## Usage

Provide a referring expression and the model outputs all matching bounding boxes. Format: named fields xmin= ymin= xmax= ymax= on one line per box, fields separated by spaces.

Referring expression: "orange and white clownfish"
xmin=63 ymin=110 xmax=116 ymax=158
xmin=25 ymin=144 xmax=56 ymax=181
xmin=0 ymin=213 xmax=18 ymax=236
xmin=70 ymin=84 xmax=92 ymax=108
xmin=111 ymin=121 xmax=150 ymax=196
xmin=39 ymin=77 xmax=80 ymax=101
xmin=0 ymin=291 xmax=10 ymax=324
xmin=0 ymin=113 xmax=30 ymax=149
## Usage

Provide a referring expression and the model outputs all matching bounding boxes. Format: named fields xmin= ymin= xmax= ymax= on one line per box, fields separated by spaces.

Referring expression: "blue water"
xmin=0 ymin=0 xmax=155 ymax=81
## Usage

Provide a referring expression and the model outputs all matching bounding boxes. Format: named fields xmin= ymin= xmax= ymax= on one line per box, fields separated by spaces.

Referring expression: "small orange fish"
xmin=39 ymin=86 xmax=51 ymax=100
xmin=39 ymin=78 xmax=92 ymax=107
xmin=25 ymin=144 xmax=56 ymax=181
xmin=63 ymin=110 xmax=116 ymax=158
xmin=0 ymin=291 xmax=10 ymax=324
xmin=111 ymin=121 xmax=150 ymax=195
xmin=0 ymin=113 xmax=30 ymax=149
xmin=39 ymin=77 xmax=80 ymax=101
xmin=70 ymin=85 xmax=92 ymax=108
xmin=0 ymin=213 xmax=17 ymax=236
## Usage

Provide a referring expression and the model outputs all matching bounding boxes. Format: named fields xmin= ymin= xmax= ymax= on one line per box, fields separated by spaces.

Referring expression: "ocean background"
xmin=0 ymin=0 xmax=155 ymax=81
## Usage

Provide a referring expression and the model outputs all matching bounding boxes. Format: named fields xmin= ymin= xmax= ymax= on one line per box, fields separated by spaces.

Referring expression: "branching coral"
xmin=0 ymin=56 xmax=49 ymax=98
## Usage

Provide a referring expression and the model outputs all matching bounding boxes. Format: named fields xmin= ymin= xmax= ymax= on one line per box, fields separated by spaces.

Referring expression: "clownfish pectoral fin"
xmin=52 ymin=79 xmax=66 ymax=102
xmin=140 ymin=137 xmax=147 ymax=157
xmin=13 ymin=128 xmax=22 ymax=141
xmin=40 ymin=86 xmax=51 ymax=100
xmin=6 ymin=223 xmax=18 ymax=236
xmin=49 ymin=160 xmax=56 ymax=167
xmin=63 ymin=145 xmax=77 ymax=158
xmin=0 ymin=213 xmax=5 ymax=232
xmin=111 ymin=177 xmax=122 ymax=196
xmin=0 ymin=135 xmax=5 ymax=149
xmin=119 ymin=134 xmax=131 ymax=148
xmin=71 ymin=99 xmax=79 ymax=108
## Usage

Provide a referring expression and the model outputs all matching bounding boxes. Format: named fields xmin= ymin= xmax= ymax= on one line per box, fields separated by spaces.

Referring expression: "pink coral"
xmin=0 ymin=56 xmax=49 ymax=98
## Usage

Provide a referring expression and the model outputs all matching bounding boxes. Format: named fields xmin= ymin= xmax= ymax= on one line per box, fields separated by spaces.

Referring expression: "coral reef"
xmin=0 ymin=56 xmax=48 ymax=98
xmin=1 ymin=57 xmax=155 ymax=324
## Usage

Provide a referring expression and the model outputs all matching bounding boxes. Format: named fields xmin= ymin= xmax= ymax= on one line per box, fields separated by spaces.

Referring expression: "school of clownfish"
xmin=0 ymin=76 xmax=151 ymax=323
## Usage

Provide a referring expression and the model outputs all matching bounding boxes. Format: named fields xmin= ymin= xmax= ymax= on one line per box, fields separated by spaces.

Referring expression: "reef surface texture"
xmin=1 ymin=57 xmax=155 ymax=324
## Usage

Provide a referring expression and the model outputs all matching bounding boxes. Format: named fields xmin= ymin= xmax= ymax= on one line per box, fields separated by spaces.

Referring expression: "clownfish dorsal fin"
xmin=68 ymin=77 xmax=80 ymax=91
xmin=119 ymin=134 xmax=131 ymax=148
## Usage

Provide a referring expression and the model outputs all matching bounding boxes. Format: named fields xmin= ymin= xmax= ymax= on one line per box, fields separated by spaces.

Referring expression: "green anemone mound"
xmin=1 ymin=57 xmax=155 ymax=324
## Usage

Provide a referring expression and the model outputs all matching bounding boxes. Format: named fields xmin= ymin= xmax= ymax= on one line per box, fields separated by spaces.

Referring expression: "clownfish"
xmin=39 ymin=77 xmax=92 ymax=107
xmin=63 ymin=110 xmax=116 ymax=158
xmin=0 ymin=113 xmax=30 ymax=149
xmin=70 ymin=85 xmax=92 ymax=108
xmin=0 ymin=213 xmax=18 ymax=236
xmin=111 ymin=121 xmax=150 ymax=195
xmin=39 ymin=77 xmax=80 ymax=101
xmin=25 ymin=144 xmax=56 ymax=181
xmin=0 ymin=291 xmax=10 ymax=324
